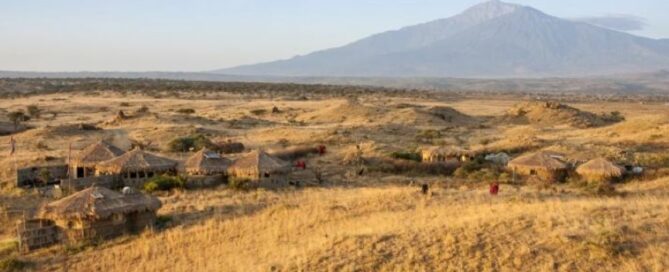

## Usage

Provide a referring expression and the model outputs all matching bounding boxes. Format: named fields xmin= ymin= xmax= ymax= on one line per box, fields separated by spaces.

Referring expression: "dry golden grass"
xmin=1 ymin=92 xmax=668 ymax=271
xmin=29 ymin=178 xmax=668 ymax=272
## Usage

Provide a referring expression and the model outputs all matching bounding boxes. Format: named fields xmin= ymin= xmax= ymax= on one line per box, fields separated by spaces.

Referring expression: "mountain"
xmin=216 ymin=0 xmax=669 ymax=78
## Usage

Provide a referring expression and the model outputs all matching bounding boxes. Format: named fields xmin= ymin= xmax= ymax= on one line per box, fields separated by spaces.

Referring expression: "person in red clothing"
xmin=489 ymin=182 xmax=500 ymax=196
xmin=294 ymin=161 xmax=306 ymax=169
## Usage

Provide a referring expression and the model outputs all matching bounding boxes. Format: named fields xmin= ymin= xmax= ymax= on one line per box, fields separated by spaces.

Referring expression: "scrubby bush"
xmin=167 ymin=134 xmax=215 ymax=152
xmin=250 ymin=109 xmax=267 ymax=115
xmin=453 ymin=159 xmax=485 ymax=178
xmin=143 ymin=175 xmax=185 ymax=193
xmin=176 ymin=108 xmax=195 ymax=114
xmin=366 ymin=158 xmax=456 ymax=176
xmin=228 ymin=177 xmax=251 ymax=190
xmin=7 ymin=111 xmax=29 ymax=130
xmin=26 ymin=105 xmax=41 ymax=119
xmin=136 ymin=105 xmax=150 ymax=113
xmin=390 ymin=151 xmax=422 ymax=162
xmin=415 ymin=129 xmax=442 ymax=143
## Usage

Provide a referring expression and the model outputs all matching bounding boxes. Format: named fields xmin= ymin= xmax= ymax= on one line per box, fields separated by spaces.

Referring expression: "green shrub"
xmin=167 ymin=134 xmax=215 ymax=152
xmin=390 ymin=151 xmax=422 ymax=162
xmin=228 ymin=177 xmax=251 ymax=190
xmin=143 ymin=176 xmax=185 ymax=193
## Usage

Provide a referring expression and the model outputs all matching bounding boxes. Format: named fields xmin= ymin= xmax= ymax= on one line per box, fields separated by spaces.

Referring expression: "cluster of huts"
xmin=507 ymin=151 xmax=629 ymax=183
xmin=422 ymin=147 xmax=631 ymax=184
xmin=62 ymin=140 xmax=311 ymax=190
xmin=17 ymin=140 xmax=322 ymax=251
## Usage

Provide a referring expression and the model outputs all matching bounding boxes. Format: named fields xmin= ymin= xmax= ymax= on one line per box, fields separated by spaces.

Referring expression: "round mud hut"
xmin=71 ymin=140 xmax=125 ymax=179
xmin=507 ymin=151 xmax=568 ymax=183
xmin=39 ymin=186 xmax=161 ymax=243
xmin=184 ymin=148 xmax=231 ymax=176
xmin=95 ymin=148 xmax=178 ymax=188
xmin=228 ymin=150 xmax=290 ymax=187
xmin=576 ymin=158 xmax=624 ymax=183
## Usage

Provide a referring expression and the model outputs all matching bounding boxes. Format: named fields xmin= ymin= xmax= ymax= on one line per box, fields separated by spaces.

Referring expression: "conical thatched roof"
xmin=576 ymin=158 xmax=624 ymax=178
xmin=72 ymin=140 xmax=125 ymax=167
xmin=229 ymin=150 xmax=289 ymax=175
xmin=95 ymin=148 xmax=177 ymax=173
xmin=508 ymin=151 xmax=567 ymax=170
xmin=185 ymin=148 xmax=231 ymax=175
xmin=40 ymin=187 xmax=161 ymax=220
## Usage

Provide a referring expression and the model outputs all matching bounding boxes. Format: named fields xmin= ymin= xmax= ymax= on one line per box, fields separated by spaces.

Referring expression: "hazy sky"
xmin=1 ymin=0 xmax=668 ymax=72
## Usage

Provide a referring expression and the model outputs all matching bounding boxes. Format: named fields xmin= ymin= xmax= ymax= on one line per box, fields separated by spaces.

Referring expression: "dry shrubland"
xmin=0 ymin=79 xmax=668 ymax=271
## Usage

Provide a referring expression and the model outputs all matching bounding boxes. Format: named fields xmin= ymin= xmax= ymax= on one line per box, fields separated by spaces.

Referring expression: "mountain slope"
xmin=217 ymin=0 xmax=669 ymax=78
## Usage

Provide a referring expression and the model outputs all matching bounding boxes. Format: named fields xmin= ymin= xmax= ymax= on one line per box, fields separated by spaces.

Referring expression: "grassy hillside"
xmin=30 ymin=179 xmax=669 ymax=271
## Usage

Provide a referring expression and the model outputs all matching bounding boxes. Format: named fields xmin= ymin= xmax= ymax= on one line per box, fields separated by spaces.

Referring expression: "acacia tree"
xmin=26 ymin=105 xmax=41 ymax=119
xmin=7 ymin=110 xmax=28 ymax=131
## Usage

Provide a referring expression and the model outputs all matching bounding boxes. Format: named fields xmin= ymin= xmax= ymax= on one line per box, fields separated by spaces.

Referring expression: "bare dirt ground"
xmin=0 ymin=87 xmax=668 ymax=271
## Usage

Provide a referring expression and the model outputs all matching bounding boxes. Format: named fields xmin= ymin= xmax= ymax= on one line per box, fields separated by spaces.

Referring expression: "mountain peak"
xmin=459 ymin=0 xmax=521 ymax=21
xmin=218 ymin=0 xmax=669 ymax=77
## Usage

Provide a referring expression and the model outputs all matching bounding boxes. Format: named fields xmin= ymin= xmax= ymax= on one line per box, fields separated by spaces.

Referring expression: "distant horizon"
xmin=2 ymin=0 xmax=668 ymax=72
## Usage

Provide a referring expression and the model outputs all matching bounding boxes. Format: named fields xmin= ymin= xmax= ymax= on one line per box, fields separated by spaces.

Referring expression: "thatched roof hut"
xmin=95 ymin=148 xmax=177 ymax=174
xmin=228 ymin=150 xmax=290 ymax=180
xmin=72 ymin=140 xmax=125 ymax=168
xmin=508 ymin=151 xmax=568 ymax=182
xmin=38 ymin=186 xmax=161 ymax=242
xmin=576 ymin=158 xmax=624 ymax=182
xmin=185 ymin=148 xmax=231 ymax=175
xmin=40 ymin=187 xmax=161 ymax=221
xmin=508 ymin=151 xmax=567 ymax=170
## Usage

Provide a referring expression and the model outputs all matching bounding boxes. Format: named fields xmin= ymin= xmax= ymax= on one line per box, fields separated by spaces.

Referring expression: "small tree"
xmin=7 ymin=111 xmax=28 ymax=131
xmin=26 ymin=105 xmax=42 ymax=119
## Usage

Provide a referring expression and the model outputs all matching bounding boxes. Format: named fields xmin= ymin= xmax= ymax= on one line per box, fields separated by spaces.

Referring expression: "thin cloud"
xmin=574 ymin=14 xmax=647 ymax=32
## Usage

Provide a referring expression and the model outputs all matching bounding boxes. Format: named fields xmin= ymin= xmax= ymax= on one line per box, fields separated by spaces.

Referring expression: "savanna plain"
xmin=1 ymin=79 xmax=668 ymax=271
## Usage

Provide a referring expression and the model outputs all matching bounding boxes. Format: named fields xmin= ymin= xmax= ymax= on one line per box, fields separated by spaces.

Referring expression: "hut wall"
xmin=580 ymin=173 xmax=620 ymax=184
xmin=254 ymin=174 xmax=290 ymax=189
xmin=421 ymin=151 xmax=460 ymax=164
xmin=69 ymin=164 xmax=96 ymax=179
xmin=17 ymin=164 xmax=69 ymax=187
xmin=125 ymin=211 xmax=156 ymax=233
xmin=17 ymin=219 xmax=59 ymax=252
xmin=513 ymin=167 xmax=566 ymax=183
xmin=58 ymin=216 xmax=127 ymax=243
xmin=228 ymin=168 xmax=260 ymax=180
xmin=60 ymin=174 xmax=122 ymax=192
